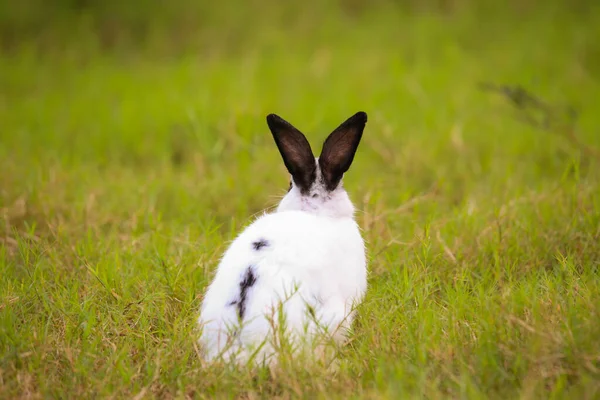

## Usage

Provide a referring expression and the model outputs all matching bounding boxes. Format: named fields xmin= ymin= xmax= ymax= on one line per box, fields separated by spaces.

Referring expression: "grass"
xmin=1 ymin=1 xmax=600 ymax=398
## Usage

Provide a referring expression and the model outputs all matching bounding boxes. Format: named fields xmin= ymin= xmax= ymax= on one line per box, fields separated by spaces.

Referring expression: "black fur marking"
xmin=237 ymin=266 xmax=257 ymax=320
xmin=252 ymin=238 xmax=269 ymax=251
xmin=227 ymin=300 xmax=238 ymax=306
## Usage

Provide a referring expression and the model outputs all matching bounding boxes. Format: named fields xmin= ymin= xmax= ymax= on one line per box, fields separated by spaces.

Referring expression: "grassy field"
xmin=1 ymin=1 xmax=600 ymax=398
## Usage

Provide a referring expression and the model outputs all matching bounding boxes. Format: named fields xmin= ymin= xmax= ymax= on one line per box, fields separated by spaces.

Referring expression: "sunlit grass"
xmin=1 ymin=1 xmax=599 ymax=398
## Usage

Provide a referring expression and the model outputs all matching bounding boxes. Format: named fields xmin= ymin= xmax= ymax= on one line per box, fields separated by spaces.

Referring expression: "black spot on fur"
xmin=237 ymin=266 xmax=257 ymax=320
xmin=252 ymin=239 xmax=269 ymax=251
xmin=227 ymin=300 xmax=238 ymax=306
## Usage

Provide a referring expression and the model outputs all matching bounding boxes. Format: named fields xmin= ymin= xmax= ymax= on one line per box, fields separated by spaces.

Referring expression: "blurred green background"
xmin=1 ymin=0 xmax=600 ymax=398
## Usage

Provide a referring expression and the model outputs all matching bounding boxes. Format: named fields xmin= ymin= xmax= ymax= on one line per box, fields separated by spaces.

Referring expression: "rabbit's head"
xmin=266 ymin=112 xmax=367 ymax=218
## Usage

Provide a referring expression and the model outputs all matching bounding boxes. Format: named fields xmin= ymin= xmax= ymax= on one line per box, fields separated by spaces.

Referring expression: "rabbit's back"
xmin=199 ymin=210 xmax=366 ymax=363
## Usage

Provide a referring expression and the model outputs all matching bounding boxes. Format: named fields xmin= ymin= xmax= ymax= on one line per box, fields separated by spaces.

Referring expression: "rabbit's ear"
xmin=318 ymin=111 xmax=367 ymax=191
xmin=267 ymin=114 xmax=316 ymax=193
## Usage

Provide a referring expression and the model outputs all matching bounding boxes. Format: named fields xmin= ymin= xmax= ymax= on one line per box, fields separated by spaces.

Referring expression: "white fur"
xmin=198 ymin=162 xmax=367 ymax=365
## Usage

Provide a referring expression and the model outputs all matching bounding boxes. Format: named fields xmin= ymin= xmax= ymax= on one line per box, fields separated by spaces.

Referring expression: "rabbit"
xmin=198 ymin=111 xmax=368 ymax=366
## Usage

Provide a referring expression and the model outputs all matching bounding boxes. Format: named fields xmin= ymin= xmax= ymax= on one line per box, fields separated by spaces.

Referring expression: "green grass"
xmin=1 ymin=1 xmax=600 ymax=398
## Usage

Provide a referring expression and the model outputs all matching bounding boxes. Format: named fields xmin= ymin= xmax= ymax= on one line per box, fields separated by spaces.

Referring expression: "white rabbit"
xmin=198 ymin=112 xmax=368 ymax=366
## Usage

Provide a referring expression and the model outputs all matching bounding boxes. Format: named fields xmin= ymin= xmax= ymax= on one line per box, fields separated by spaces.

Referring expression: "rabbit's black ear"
xmin=318 ymin=111 xmax=367 ymax=191
xmin=267 ymin=114 xmax=316 ymax=193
